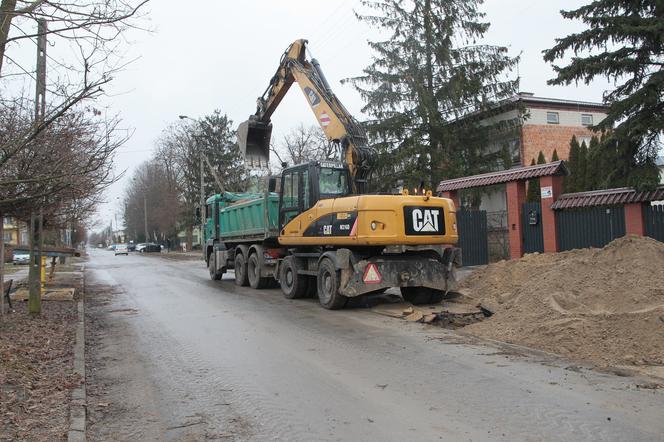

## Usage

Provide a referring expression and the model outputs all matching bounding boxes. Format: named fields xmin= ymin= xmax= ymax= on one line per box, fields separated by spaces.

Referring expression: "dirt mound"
xmin=460 ymin=235 xmax=664 ymax=370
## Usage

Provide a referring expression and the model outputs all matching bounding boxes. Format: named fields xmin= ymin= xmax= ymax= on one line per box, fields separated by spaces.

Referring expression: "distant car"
xmin=135 ymin=243 xmax=147 ymax=252
xmin=13 ymin=252 xmax=29 ymax=265
xmin=140 ymin=243 xmax=162 ymax=253
xmin=127 ymin=243 xmax=136 ymax=252
xmin=114 ymin=244 xmax=129 ymax=256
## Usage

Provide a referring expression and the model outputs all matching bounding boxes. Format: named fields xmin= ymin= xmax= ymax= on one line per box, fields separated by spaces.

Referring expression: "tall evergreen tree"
xmin=537 ymin=151 xmax=546 ymax=165
xmin=526 ymin=159 xmax=540 ymax=202
xmin=348 ymin=0 xmax=520 ymax=191
xmin=585 ymin=136 xmax=601 ymax=190
xmin=577 ymin=141 xmax=589 ymax=192
xmin=543 ymin=1 xmax=664 ymax=190
xmin=551 ymin=149 xmax=559 ymax=162
xmin=565 ymin=136 xmax=581 ymax=192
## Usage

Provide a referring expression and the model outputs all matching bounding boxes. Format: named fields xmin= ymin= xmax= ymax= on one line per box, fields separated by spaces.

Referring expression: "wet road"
xmin=86 ymin=249 xmax=664 ymax=441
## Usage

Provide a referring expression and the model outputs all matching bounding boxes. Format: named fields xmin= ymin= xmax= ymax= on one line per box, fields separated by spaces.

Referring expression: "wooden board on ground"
xmin=11 ymin=287 xmax=76 ymax=301
xmin=371 ymin=300 xmax=482 ymax=323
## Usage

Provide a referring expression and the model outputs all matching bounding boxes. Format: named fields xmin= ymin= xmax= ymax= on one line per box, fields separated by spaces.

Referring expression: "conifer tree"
xmin=543 ymin=1 xmax=664 ymax=189
xmin=526 ymin=159 xmax=540 ymax=202
xmin=551 ymin=150 xmax=559 ymax=162
xmin=537 ymin=151 xmax=546 ymax=165
xmin=348 ymin=0 xmax=520 ymax=191
xmin=577 ymin=141 xmax=589 ymax=192
xmin=565 ymin=136 xmax=581 ymax=192
xmin=585 ymin=136 xmax=601 ymax=190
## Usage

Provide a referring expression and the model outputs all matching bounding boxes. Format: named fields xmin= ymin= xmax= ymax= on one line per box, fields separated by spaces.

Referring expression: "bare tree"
xmin=148 ymin=111 xmax=247 ymax=250
xmin=0 ymin=0 xmax=148 ymax=317
xmin=272 ymin=124 xmax=338 ymax=168
xmin=123 ymin=160 xmax=178 ymax=244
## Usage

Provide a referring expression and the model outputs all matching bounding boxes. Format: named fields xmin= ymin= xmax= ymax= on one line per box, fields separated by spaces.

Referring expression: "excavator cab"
xmin=237 ymin=118 xmax=272 ymax=168
xmin=278 ymin=161 xmax=351 ymax=229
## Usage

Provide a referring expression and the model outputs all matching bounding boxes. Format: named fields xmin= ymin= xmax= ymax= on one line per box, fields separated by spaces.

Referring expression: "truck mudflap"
xmin=338 ymin=248 xmax=461 ymax=297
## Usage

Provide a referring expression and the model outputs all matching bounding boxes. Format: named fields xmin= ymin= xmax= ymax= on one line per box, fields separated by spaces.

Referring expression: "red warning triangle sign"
xmin=363 ymin=263 xmax=382 ymax=284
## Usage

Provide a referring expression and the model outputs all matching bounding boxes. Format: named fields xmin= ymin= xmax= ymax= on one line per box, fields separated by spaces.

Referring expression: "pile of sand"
xmin=460 ymin=235 xmax=664 ymax=370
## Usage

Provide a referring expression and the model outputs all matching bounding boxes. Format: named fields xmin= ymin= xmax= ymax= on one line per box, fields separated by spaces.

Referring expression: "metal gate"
xmin=456 ymin=209 xmax=488 ymax=266
xmin=644 ymin=204 xmax=664 ymax=242
xmin=556 ymin=206 xmax=626 ymax=251
xmin=522 ymin=202 xmax=544 ymax=254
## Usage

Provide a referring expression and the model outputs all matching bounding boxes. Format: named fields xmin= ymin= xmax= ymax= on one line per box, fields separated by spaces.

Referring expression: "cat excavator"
xmin=220 ymin=39 xmax=461 ymax=309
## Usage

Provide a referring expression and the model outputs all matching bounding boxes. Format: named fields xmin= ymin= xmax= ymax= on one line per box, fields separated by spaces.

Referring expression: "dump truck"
xmin=203 ymin=40 xmax=460 ymax=309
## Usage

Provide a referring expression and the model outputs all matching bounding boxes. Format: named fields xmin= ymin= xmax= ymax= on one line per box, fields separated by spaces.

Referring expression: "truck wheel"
xmin=280 ymin=256 xmax=308 ymax=299
xmin=317 ymin=258 xmax=348 ymax=310
xmin=208 ymin=256 xmax=222 ymax=281
xmin=234 ymin=253 xmax=249 ymax=286
xmin=248 ymin=253 xmax=269 ymax=289
xmin=400 ymin=287 xmax=440 ymax=305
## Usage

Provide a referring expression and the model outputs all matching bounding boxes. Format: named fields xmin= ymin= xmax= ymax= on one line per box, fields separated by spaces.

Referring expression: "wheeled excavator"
xmin=204 ymin=39 xmax=460 ymax=309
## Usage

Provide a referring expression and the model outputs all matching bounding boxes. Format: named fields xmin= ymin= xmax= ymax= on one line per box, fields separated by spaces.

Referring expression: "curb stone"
xmin=68 ymin=266 xmax=86 ymax=442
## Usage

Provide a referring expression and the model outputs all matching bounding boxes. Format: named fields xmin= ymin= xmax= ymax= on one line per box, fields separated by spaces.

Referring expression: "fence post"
xmin=506 ymin=181 xmax=526 ymax=259
xmin=440 ymin=190 xmax=460 ymax=210
xmin=539 ymin=175 xmax=563 ymax=253
xmin=624 ymin=202 xmax=646 ymax=236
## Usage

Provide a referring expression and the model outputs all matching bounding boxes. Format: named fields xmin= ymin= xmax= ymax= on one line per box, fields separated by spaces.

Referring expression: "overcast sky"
xmin=94 ymin=0 xmax=613 ymax=228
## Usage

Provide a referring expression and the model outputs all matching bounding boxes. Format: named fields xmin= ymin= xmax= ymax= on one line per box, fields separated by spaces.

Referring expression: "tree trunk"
xmin=0 ymin=210 xmax=4 ymax=318
xmin=27 ymin=211 xmax=41 ymax=314
xmin=0 ymin=0 xmax=17 ymax=77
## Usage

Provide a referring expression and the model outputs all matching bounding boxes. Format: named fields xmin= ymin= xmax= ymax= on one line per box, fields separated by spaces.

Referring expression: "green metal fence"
xmin=644 ymin=204 xmax=664 ymax=242
xmin=556 ymin=206 xmax=626 ymax=251
xmin=456 ymin=209 xmax=489 ymax=266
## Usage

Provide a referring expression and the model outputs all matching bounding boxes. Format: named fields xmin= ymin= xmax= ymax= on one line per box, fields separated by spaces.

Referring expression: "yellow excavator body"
xmin=279 ymin=193 xmax=458 ymax=247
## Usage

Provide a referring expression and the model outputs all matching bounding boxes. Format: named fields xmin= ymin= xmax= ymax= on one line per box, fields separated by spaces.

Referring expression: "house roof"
xmin=447 ymin=92 xmax=608 ymax=126
xmin=436 ymin=161 xmax=569 ymax=193
xmin=550 ymin=186 xmax=664 ymax=209
xmin=514 ymin=92 xmax=609 ymax=111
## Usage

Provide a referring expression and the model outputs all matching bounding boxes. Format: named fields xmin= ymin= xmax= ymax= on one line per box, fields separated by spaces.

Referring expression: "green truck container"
xmin=204 ymin=191 xmax=280 ymax=244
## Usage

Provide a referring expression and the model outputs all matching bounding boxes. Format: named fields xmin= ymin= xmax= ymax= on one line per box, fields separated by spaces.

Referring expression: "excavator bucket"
xmin=237 ymin=119 xmax=272 ymax=167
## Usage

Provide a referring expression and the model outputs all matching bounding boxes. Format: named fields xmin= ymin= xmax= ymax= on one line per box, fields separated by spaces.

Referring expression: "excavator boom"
xmin=238 ymin=39 xmax=376 ymax=192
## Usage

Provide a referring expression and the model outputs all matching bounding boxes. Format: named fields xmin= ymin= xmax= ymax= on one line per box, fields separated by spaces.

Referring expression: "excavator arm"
xmin=238 ymin=39 xmax=376 ymax=193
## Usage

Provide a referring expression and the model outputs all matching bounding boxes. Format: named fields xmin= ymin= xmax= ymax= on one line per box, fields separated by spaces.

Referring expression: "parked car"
xmin=135 ymin=243 xmax=147 ymax=253
xmin=140 ymin=243 xmax=162 ymax=253
xmin=114 ymin=244 xmax=129 ymax=256
xmin=127 ymin=243 xmax=136 ymax=252
xmin=13 ymin=252 xmax=30 ymax=265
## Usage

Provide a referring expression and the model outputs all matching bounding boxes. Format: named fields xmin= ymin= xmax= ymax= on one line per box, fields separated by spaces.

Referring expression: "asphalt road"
xmin=85 ymin=249 xmax=664 ymax=441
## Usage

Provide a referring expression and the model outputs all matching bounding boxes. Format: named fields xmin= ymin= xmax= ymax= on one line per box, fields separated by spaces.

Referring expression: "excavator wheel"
xmin=400 ymin=287 xmax=443 ymax=305
xmin=234 ymin=253 xmax=249 ymax=287
xmin=280 ymin=256 xmax=308 ymax=299
xmin=317 ymin=258 xmax=348 ymax=310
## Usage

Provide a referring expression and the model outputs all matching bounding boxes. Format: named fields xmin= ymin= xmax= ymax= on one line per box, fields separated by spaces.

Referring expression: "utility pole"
xmin=35 ymin=19 xmax=46 ymax=121
xmin=28 ymin=19 xmax=47 ymax=315
xmin=143 ymin=194 xmax=149 ymax=242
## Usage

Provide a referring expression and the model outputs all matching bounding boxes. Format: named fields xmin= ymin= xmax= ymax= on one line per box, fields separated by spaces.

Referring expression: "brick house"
xmin=516 ymin=93 xmax=609 ymax=165
xmin=455 ymin=93 xmax=609 ymax=259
